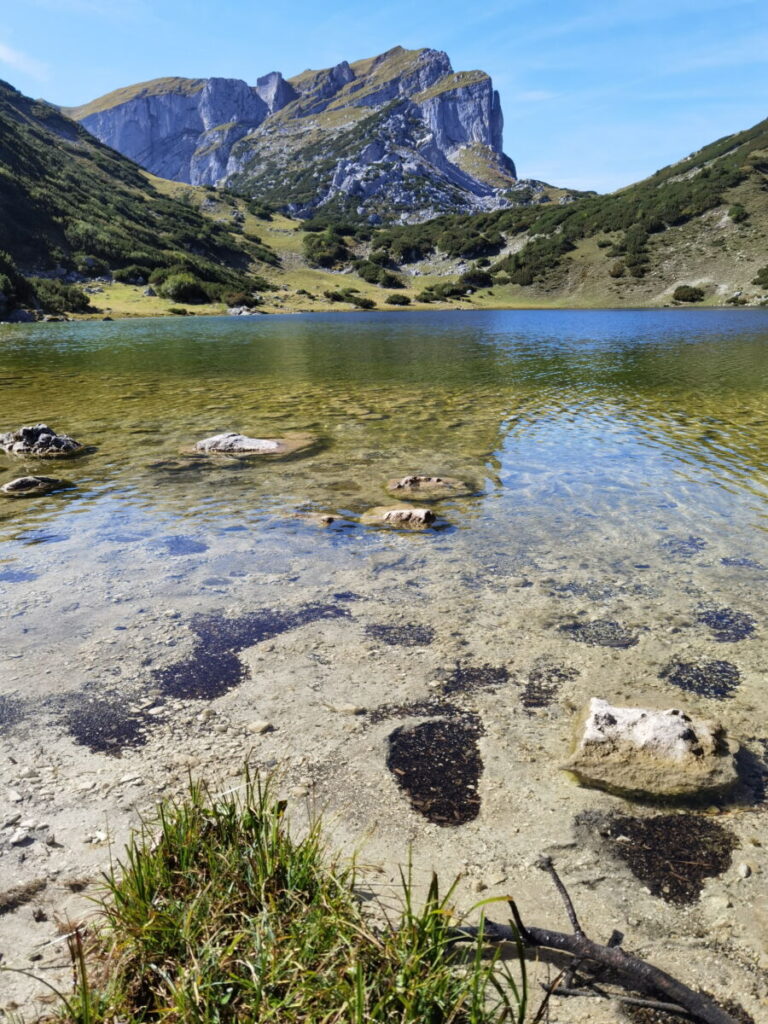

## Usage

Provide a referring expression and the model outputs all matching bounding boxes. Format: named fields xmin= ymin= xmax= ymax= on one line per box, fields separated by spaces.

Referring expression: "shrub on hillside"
xmin=673 ymin=285 xmax=705 ymax=303
xmin=159 ymin=273 xmax=211 ymax=304
xmin=385 ymin=293 xmax=411 ymax=305
xmin=752 ymin=266 xmax=768 ymax=289
xmin=29 ymin=277 xmax=92 ymax=314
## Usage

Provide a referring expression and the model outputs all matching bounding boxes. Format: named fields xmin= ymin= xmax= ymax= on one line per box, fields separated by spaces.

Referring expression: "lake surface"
xmin=1 ymin=309 xmax=767 ymax=729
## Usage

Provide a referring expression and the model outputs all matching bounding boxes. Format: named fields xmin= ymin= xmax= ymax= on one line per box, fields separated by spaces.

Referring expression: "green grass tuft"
xmin=52 ymin=774 xmax=528 ymax=1023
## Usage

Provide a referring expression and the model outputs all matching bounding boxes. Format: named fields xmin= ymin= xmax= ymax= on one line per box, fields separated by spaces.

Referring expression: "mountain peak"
xmin=68 ymin=47 xmax=517 ymax=222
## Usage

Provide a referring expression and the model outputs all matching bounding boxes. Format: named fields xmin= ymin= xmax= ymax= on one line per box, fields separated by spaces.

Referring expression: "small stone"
xmin=1 ymin=475 xmax=71 ymax=498
xmin=290 ymin=785 xmax=309 ymax=798
xmin=362 ymin=505 xmax=437 ymax=529
xmin=3 ymin=813 xmax=22 ymax=827
xmin=7 ymin=790 xmax=23 ymax=803
xmin=246 ymin=720 xmax=274 ymax=735
xmin=336 ymin=704 xmax=366 ymax=716
xmin=10 ymin=828 xmax=30 ymax=845
xmin=737 ymin=862 xmax=752 ymax=879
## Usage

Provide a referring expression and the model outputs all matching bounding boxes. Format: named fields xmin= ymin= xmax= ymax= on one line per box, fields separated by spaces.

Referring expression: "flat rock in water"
xmin=186 ymin=431 xmax=316 ymax=458
xmin=562 ymin=697 xmax=739 ymax=799
xmin=1 ymin=476 xmax=71 ymax=497
xmin=385 ymin=474 xmax=474 ymax=500
xmin=0 ymin=424 xmax=84 ymax=458
xmin=362 ymin=505 xmax=437 ymax=529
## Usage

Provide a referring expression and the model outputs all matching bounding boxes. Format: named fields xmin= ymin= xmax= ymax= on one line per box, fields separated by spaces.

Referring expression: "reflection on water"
xmin=1 ymin=309 xmax=767 ymax=719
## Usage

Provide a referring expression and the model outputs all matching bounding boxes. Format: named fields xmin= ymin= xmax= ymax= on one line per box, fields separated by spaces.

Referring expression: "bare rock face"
xmin=0 ymin=424 xmax=83 ymax=458
xmin=362 ymin=505 xmax=437 ymax=529
xmin=67 ymin=47 xmax=518 ymax=220
xmin=385 ymin=474 xmax=474 ymax=500
xmin=1 ymin=475 xmax=71 ymax=497
xmin=562 ymin=698 xmax=739 ymax=799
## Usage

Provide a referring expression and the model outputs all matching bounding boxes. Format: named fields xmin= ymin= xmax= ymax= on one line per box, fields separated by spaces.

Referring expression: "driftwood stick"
xmin=451 ymin=859 xmax=740 ymax=1024
xmin=453 ymin=919 xmax=737 ymax=1024
xmin=537 ymin=856 xmax=583 ymax=936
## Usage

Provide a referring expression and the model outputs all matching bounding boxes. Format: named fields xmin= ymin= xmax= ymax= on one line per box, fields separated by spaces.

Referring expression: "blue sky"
xmin=1 ymin=0 xmax=766 ymax=192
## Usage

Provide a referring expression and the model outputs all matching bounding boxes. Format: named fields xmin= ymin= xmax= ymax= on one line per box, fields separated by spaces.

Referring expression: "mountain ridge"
xmin=64 ymin=46 xmax=524 ymax=222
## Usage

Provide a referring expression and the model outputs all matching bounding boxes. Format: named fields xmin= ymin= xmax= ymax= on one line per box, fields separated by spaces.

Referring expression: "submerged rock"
xmin=189 ymin=431 xmax=316 ymax=458
xmin=562 ymin=697 xmax=739 ymax=799
xmin=362 ymin=505 xmax=437 ymax=528
xmin=385 ymin=474 xmax=474 ymax=500
xmin=1 ymin=475 xmax=71 ymax=497
xmin=0 ymin=424 xmax=84 ymax=458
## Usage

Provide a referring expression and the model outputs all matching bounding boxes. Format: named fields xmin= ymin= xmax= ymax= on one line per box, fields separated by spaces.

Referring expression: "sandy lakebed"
xmin=2 ymin=309 xmax=768 ymax=1021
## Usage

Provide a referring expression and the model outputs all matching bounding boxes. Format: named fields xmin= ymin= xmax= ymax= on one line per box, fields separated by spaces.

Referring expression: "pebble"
xmin=290 ymin=786 xmax=309 ymax=798
xmin=737 ymin=862 xmax=752 ymax=879
xmin=10 ymin=828 xmax=30 ymax=845
xmin=336 ymin=704 xmax=366 ymax=715
xmin=246 ymin=720 xmax=274 ymax=735
xmin=3 ymin=813 xmax=22 ymax=827
xmin=8 ymin=789 xmax=23 ymax=803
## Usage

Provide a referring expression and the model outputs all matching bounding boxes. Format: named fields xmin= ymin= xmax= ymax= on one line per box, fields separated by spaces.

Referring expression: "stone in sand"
xmin=362 ymin=506 xmax=437 ymax=528
xmin=562 ymin=697 xmax=738 ymax=799
xmin=385 ymin=475 xmax=474 ymax=500
xmin=1 ymin=476 xmax=71 ymax=497
xmin=0 ymin=424 xmax=83 ymax=458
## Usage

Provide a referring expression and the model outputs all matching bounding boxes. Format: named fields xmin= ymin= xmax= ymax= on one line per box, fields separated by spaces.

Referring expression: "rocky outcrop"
xmin=1 ymin=475 xmax=71 ymax=497
xmin=0 ymin=424 xmax=84 ymax=458
xmin=362 ymin=506 xmax=437 ymax=528
xmin=385 ymin=474 xmax=474 ymax=500
xmin=67 ymin=47 xmax=518 ymax=220
xmin=562 ymin=698 xmax=739 ymax=799
xmin=189 ymin=431 xmax=317 ymax=458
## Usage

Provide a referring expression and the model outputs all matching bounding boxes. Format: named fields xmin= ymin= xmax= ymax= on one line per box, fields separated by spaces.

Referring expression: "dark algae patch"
xmin=660 ymin=658 xmax=740 ymax=699
xmin=521 ymin=661 xmax=578 ymax=710
xmin=721 ymin=555 xmax=765 ymax=570
xmin=154 ymin=650 xmax=245 ymax=701
xmin=368 ymin=697 xmax=461 ymax=725
xmin=365 ymin=622 xmax=435 ymax=647
xmin=63 ymin=695 xmax=159 ymax=754
xmin=659 ymin=534 xmax=707 ymax=558
xmin=0 ymin=694 xmax=24 ymax=733
xmin=560 ymin=619 xmax=638 ymax=648
xmin=154 ymin=603 xmax=349 ymax=700
xmin=607 ymin=814 xmax=736 ymax=904
xmin=438 ymin=661 xmax=510 ymax=695
xmin=152 ymin=535 xmax=209 ymax=556
xmin=697 ymin=606 xmax=756 ymax=642
xmin=387 ymin=716 xmax=483 ymax=826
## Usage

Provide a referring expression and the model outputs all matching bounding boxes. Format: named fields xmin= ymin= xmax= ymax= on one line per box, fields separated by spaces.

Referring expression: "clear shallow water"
xmin=1 ymin=309 xmax=768 ymax=715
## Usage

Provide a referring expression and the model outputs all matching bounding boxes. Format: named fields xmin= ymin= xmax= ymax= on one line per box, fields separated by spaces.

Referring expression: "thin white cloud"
xmin=0 ymin=41 xmax=48 ymax=81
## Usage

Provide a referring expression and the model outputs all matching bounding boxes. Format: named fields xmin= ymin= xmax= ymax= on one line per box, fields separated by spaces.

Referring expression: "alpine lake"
xmin=2 ymin=309 xmax=768 ymax=1019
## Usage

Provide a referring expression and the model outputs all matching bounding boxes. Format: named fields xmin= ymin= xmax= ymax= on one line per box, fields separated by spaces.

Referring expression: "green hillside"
xmin=0 ymin=80 xmax=277 ymax=316
xmin=362 ymin=116 xmax=768 ymax=307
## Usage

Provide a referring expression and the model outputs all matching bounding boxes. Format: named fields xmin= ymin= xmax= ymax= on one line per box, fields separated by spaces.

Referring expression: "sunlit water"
xmin=2 ymin=309 xmax=768 ymax=728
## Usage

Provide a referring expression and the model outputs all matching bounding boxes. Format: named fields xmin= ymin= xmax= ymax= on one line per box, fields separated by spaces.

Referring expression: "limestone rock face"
xmin=0 ymin=424 xmax=84 ymax=458
xmin=67 ymin=47 xmax=519 ymax=220
xmin=562 ymin=698 xmax=739 ymax=799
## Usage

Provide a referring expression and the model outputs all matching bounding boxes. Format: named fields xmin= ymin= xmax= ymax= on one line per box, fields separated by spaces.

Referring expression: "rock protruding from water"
xmin=1 ymin=475 xmax=71 ymax=497
xmin=190 ymin=432 xmax=316 ymax=458
xmin=385 ymin=475 xmax=474 ymax=500
xmin=0 ymin=424 xmax=83 ymax=458
xmin=362 ymin=506 xmax=437 ymax=528
xmin=195 ymin=432 xmax=280 ymax=453
xmin=562 ymin=697 xmax=739 ymax=799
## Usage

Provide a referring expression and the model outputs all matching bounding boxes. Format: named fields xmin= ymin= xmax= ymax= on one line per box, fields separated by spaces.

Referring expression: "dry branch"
xmin=450 ymin=858 xmax=740 ymax=1024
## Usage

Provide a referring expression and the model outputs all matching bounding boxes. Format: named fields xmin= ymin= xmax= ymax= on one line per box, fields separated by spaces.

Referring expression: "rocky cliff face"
xmin=67 ymin=47 xmax=521 ymax=221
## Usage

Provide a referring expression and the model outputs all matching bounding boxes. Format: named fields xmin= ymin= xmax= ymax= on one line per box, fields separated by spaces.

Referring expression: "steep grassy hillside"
xmin=363 ymin=116 xmax=768 ymax=307
xmin=0 ymin=80 xmax=278 ymax=315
